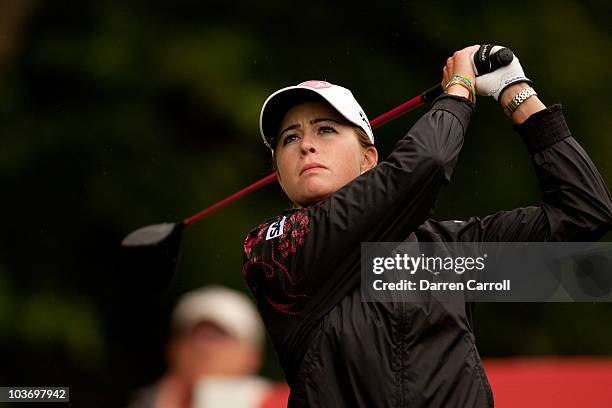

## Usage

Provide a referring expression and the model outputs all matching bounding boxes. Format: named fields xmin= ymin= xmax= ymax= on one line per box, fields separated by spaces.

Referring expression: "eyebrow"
xmin=279 ymin=118 xmax=341 ymax=137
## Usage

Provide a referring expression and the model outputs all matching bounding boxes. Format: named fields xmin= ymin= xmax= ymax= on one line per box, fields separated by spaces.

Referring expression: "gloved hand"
xmin=471 ymin=45 xmax=533 ymax=100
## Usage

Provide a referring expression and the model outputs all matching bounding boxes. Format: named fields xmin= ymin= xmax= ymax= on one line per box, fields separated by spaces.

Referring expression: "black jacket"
xmin=242 ymin=94 xmax=612 ymax=407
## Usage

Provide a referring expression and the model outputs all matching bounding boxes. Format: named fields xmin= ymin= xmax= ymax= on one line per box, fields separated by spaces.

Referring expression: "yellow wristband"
xmin=446 ymin=77 xmax=476 ymax=104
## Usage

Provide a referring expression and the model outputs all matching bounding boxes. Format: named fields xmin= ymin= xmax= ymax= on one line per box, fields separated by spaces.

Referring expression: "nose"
xmin=299 ymin=132 xmax=317 ymax=155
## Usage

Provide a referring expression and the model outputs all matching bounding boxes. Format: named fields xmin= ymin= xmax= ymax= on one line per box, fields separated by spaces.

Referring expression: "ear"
xmin=243 ymin=346 xmax=263 ymax=374
xmin=166 ymin=336 xmax=183 ymax=370
xmin=360 ymin=146 xmax=378 ymax=173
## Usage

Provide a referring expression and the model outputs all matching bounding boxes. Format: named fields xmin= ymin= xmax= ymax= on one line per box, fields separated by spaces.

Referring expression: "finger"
xmin=465 ymin=44 xmax=480 ymax=53
xmin=446 ymin=57 xmax=455 ymax=74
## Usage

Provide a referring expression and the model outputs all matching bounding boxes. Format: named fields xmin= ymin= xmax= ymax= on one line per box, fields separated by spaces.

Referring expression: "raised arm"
xmin=423 ymin=77 xmax=612 ymax=242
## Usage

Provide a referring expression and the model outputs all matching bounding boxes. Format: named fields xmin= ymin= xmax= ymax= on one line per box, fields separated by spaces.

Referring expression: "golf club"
xmin=121 ymin=45 xmax=514 ymax=288
xmin=121 ymin=83 xmax=442 ymax=248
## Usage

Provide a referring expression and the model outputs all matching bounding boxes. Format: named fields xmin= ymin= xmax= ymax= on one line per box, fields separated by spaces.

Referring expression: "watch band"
xmin=504 ymin=87 xmax=537 ymax=117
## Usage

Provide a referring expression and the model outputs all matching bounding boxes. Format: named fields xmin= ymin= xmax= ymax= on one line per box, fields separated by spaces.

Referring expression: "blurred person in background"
xmin=126 ymin=285 xmax=289 ymax=408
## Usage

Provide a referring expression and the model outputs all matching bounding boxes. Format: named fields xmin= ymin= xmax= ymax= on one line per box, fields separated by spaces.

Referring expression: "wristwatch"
xmin=504 ymin=87 xmax=537 ymax=118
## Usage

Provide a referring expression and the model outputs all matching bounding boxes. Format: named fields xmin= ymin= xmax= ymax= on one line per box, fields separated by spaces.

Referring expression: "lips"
xmin=300 ymin=162 xmax=327 ymax=176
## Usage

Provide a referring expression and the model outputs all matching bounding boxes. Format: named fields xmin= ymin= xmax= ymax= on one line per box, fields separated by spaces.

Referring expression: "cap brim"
xmin=260 ymin=87 xmax=327 ymax=150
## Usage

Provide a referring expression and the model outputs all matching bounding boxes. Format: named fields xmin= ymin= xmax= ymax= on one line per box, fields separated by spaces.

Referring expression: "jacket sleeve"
xmin=423 ymin=104 xmax=612 ymax=242
xmin=243 ymin=94 xmax=472 ymax=319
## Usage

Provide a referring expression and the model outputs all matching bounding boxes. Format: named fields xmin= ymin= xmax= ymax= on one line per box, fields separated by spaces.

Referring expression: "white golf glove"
xmin=471 ymin=45 xmax=532 ymax=100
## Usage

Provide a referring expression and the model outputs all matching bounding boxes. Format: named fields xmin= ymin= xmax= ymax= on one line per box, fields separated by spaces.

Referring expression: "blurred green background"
xmin=1 ymin=0 xmax=611 ymax=406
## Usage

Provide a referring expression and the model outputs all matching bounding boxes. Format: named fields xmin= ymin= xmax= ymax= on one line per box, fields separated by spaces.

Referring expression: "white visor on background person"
xmin=259 ymin=80 xmax=374 ymax=150
xmin=171 ymin=285 xmax=265 ymax=349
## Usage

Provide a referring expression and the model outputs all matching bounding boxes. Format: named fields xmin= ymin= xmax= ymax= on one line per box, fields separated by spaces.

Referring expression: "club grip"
xmin=473 ymin=45 xmax=514 ymax=75
xmin=421 ymin=83 xmax=444 ymax=103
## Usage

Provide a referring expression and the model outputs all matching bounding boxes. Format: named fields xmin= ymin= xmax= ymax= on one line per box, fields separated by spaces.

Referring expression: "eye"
xmin=282 ymin=134 xmax=300 ymax=146
xmin=318 ymin=126 xmax=337 ymax=134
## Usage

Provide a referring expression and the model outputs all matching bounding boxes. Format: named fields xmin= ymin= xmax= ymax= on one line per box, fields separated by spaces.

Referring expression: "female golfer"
xmin=242 ymin=45 xmax=612 ymax=407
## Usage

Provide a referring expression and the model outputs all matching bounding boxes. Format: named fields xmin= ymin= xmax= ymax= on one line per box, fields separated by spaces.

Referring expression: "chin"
xmin=297 ymin=184 xmax=336 ymax=206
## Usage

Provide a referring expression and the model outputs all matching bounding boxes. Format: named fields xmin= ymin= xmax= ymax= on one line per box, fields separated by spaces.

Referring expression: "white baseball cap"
xmin=259 ymin=80 xmax=374 ymax=150
xmin=171 ymin=286 xmax=265 ymax=348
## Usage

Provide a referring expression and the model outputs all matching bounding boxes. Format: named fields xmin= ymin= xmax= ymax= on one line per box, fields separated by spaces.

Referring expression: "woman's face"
xmin=274 ymin=100 xmax=377 ymax=207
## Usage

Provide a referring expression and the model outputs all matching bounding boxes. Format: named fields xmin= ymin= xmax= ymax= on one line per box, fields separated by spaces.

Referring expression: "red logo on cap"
xmin=299 ymin=80 xmax=332 ymax=89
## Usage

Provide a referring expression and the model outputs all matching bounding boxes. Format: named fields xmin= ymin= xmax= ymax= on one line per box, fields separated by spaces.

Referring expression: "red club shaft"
xmin=183 ymin=89 xmax=436 ymax=227
xmin=184 ymin=172 xmax=278 ymax=226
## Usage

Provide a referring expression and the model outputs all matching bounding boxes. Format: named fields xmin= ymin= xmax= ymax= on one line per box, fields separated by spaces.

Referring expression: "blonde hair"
xmin=354 ymin=127 xmax=374 ymax=149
